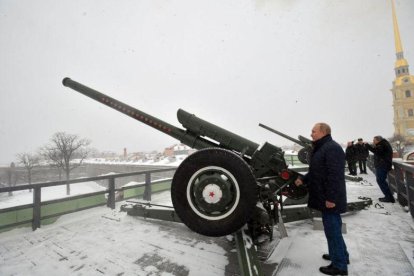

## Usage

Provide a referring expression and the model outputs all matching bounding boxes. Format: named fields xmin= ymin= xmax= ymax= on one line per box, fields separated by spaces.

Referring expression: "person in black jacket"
xmin=295 ymin=123 xmax=348 ymax=276
xmin=354 ymin=138 xmax=369 ymax=174
xmin=345 ymin=141 xmax=357 ymax=176
xmin=365 ymin=136 xmax=395 ymax=203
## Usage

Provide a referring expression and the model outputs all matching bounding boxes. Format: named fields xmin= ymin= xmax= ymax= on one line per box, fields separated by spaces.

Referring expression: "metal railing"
xmin=284 ymin=154 xmax=304 ymax=167
xmin=388 ymin=160 xmax=414 ymax=216
xmin=357 ymin=156 xmax=414 ymax=217
xmin=0 ymin=167 xmax=176 ymax=231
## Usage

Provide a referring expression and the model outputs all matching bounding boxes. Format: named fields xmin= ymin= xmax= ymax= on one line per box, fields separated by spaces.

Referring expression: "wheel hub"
xmin=187 ymin=166 xmax=240 ymax=220
xmin=202 ymin=184 xmax=223 ymax=204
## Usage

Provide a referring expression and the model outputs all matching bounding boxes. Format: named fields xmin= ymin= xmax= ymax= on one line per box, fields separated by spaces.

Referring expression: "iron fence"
xmin=388 ymin=160 xmax=414 ymax=216
xmin=0 ymin=167 xmax=176 ymax=231
xmin=367 ymin=155 xmax=414 ymax=217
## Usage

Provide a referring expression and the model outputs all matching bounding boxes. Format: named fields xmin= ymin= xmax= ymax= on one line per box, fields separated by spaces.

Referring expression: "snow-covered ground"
xmin=0 ymin=171 xmax=413 ymax=275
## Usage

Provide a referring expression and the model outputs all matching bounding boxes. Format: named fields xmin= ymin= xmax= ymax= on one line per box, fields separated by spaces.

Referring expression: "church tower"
xmin=390 ymin=0 xmax=414 ymax=141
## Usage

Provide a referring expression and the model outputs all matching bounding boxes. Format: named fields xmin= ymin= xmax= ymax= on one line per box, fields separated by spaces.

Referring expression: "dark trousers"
xmin=358 ymin=160 xmax=367 ymax=173
xmin=347 ymin=161 xmax=357 ymax=175
xmin=375 ymin=167 xmax=394 ymax=199
xmin=322 ymin=212 xmax=349 ymax=271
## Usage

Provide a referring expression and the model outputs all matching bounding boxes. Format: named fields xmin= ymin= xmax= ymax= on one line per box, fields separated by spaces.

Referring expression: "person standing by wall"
xmin=355 ymin=138 xmax=369 ymax=174
xmin=295 ymin=123 xmax=349 ymax=275
xmin=345 ymin=141 xmax=357 ymax=176
xmin=364 ymin=136 xmax=395 ymax=203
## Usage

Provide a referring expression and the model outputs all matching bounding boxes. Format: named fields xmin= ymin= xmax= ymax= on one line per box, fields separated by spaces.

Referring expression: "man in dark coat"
xmin=345 ymin=141 xmax=357 ymax=176
xmin=295 ymin=123 xmax=348 ymax=275
xmin=354 ymin=138 xmax=369 ymax=174
xmin=364 ymin=136 xmax=395 ymax=203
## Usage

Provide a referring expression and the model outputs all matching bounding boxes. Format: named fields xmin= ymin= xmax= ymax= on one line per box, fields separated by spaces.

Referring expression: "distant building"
xmin=390 ymin=1 xmax=414 ymax=142
xmin=163 ymin=143 xmax=196 ymax=157
xmin=127 ymin=151 xmax=145 ymax=161
xmin=291 ymin=143 xmax=303 ymax=153
xmin=127 ymin=151 xmax=161 ymax=162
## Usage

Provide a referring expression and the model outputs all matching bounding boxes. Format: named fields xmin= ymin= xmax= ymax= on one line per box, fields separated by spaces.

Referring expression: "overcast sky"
xmin=1 ymin=0 xmax=413 ymax=166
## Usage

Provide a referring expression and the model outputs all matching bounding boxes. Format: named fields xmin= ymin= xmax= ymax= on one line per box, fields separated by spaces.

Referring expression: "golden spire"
xmin=390 ymin=0 xmax=409 ymax=74
xmin=391 ymin=0 xmax=403 ymax=54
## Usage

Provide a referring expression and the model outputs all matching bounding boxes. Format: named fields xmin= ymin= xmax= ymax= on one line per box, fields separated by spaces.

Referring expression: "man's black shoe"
xmin=379 ymin=197 xmax=395 ymax=203
xmin=322 ymin=254 xmax=350 ymax=264
xmin=320 ymin=264 xmax=348 ymax=275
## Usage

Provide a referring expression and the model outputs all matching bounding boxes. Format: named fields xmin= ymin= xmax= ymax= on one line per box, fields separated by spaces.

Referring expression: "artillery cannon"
xmin=62 ymin=78 xmax=307 ymax=238
xmin=259 ymin=123 xmax=313 ymax=164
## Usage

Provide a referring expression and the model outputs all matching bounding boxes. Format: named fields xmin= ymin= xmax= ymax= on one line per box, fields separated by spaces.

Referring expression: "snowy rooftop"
xmin=83 ymin=154 xmax=188 ymax=167
xmin=1 ymin=172 xmax=414 ymax=275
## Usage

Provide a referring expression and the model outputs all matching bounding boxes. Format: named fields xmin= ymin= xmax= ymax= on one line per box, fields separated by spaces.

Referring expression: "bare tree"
xmin=43 ymin=147 xmax=64 ymax=180
xmin=16 ymin=152 xmax=40 ymax=192
xmin=41 ymin=132 xmax=91 ymax=195
xmin=388 ymin=134 xmax=413 ymax=158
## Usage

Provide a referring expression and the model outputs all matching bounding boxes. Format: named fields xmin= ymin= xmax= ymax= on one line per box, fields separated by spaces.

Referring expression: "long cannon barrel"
xmin=62 ymin=78 xmax=217 ymax=150
xmin=62 ymin=78 xmax=261 ymax=156
xmin=259 ymin=123 xmax=307 ymax=147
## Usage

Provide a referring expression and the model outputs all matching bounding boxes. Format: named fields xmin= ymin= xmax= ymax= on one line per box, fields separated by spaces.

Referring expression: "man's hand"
xmin=295 ymin=178 xmax=303 ymax=186
xmin=326 ymin=200 xmax=336 ymax=208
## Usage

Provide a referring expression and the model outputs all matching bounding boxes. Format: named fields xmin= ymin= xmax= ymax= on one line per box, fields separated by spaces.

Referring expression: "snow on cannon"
xmin=62 ymin=78 xmax=308 ymax=238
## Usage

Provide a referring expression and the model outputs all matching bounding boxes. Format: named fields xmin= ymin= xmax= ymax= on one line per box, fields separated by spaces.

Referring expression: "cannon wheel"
xmin=171 ymin=148 xmax=257 ymax=237
xmin=298 ymin=147 xmax=312 ymax=164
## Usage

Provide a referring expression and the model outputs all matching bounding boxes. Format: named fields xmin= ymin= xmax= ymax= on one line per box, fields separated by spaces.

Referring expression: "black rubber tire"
xmin=298 ymin=147 xmax=312 ymax=164
xmin=171 ymin=148 xmax=257 ymax=237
